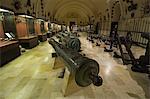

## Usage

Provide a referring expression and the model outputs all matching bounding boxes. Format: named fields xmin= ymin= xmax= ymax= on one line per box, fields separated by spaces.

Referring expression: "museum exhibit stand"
xmin=16 ymin=15 xmax=39 ymax=49
xmin=0 ymin=8 xmax=21 ymax=67
xmin=46 ymin=22 xmax=53 ymax=38
xmin=35 ymin=19 xmax=47 ymax=42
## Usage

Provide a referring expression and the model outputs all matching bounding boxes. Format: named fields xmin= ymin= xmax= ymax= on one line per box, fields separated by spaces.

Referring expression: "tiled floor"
xmin=0 ymin=33 xmax=149 ymax=99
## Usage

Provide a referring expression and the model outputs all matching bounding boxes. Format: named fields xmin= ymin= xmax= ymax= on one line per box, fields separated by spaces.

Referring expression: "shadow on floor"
xmin=107 ymin=50 xmax=150 ymax=99
xmin=127 ymin=65 xmax=150 ymax=99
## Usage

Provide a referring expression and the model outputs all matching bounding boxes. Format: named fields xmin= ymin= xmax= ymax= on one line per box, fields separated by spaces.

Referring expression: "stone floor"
xmin=0 ymin=33 xmax=149 ymax=99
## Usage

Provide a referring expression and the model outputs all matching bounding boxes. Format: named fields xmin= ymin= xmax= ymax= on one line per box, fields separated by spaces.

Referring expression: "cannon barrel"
xmin=49 ymin=38 xmax=103 ymax=87
xmin=56 ymin=32 xmax=81 ymax=52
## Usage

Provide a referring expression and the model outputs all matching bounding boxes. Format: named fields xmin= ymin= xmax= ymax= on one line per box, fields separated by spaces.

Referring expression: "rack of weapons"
xmin=118 ymin=17 xmax=150 ymax=48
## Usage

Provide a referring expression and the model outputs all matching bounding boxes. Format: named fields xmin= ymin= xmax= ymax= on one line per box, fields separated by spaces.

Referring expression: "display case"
xmin=46 ymin=21 xmax=53 ymax=38
xmin=0 ymin=13 xmax=4 ymax=38
xmin=1 ymin=10 xmax=17 ymax=39
xmin=0 ymin=8 xmax=21 ymax=67
xmin=35 ymin=19 xmax=47 ymax=42
xmin=16 ymin=15 xmax=39 ymax=49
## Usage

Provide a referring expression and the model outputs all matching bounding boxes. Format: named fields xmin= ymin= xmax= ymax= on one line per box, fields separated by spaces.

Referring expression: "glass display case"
xmin=0 ymin=13 xmax=4 ymax=38
xmin=0 ymin=8 xmax=21 ymax=67
xmin=50 ymin=23 xmax=61 ymax=35
xmin=27 ymin=18 xmax=36 ymax=36
xmin=44 ymin=21 xmax=49 ymax=33
xmin=0 ymin=9 xmax=17 ymax=40
xmin=46 ymin=21 xmax=53 ymax=38
xmin=35 ymin=19 xmax=47 ymax=42
xmin=16 ymin=15 xmax=39 ymax=49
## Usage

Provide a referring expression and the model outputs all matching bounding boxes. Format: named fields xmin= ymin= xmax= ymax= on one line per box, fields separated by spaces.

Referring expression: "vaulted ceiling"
xmin=0 ymin=0 xmax=108 ymax=23
xmin=0 ymin=0 xmax=149 ymax=25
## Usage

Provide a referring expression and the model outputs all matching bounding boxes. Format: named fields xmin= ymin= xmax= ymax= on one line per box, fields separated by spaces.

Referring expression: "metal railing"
xmin=118 ymin=17 xmax=150 ymax=47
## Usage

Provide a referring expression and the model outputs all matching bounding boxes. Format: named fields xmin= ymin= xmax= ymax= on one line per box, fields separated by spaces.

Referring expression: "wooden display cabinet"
xmin=16 ymin=15 xmax=39 ymax=49
xmin=35 ymin=19 xmax=47 ymax=42
xmin=0 ymin=10 xmax=21 ymax=67
xmin=0 ymin=20 xmax=4 ymax=38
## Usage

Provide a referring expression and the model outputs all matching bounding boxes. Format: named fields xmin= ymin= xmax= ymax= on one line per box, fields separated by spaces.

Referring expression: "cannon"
xmin=56 ymin=32 xmax=81 ymax=52
xmin=49 ymin=38 xmax=103 ymax=87
xmin=131 ymin=32 xmax=150 ymax=73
